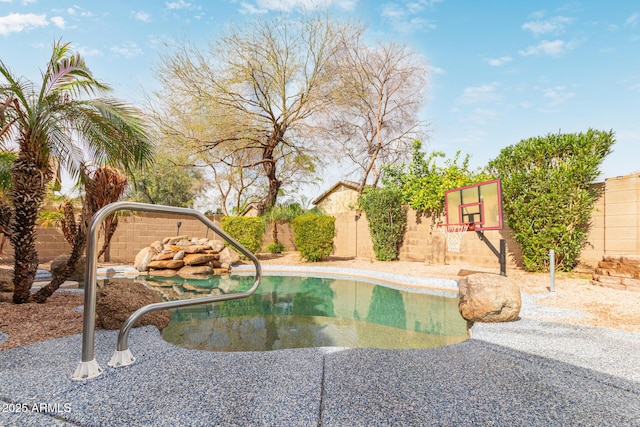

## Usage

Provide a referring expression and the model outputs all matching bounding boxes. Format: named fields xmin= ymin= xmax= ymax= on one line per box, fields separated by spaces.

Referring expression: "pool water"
xmin=140 ymin=274 xmax=469 ymax=352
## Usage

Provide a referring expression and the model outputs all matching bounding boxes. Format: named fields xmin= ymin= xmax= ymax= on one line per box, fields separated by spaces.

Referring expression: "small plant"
xmin=220 ymin=216 xmax=265 ymax=254
xmin=292 ymin=213 xmax=335 ymax=262
xmin=265 ymin=241 xmax=285 ymax=254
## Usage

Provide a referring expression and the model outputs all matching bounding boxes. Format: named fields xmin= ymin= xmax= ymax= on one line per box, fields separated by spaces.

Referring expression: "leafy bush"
xmin=220 ymin=216 xmax=265 ymax=254
xmin=487 ymin=129 xmax=615 ymax=272
xmin=359 ymin=187 xmax=407 ymax=261
xmin=383 ymin=140 xmax=490 ymax=222
xmin=265 ymin=241 xmax=285 ymax=254
xmin=292 ymin=213 xmax=335 ymax=262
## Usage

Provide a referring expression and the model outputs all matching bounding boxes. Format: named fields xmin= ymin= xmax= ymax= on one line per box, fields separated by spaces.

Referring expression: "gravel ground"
xmin=1 ymin=260 xmax=639 ymax=426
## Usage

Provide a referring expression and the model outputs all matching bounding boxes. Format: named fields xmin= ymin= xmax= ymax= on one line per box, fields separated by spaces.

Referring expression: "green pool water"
xmin=140 ymin=274 xmax=469 ymax=352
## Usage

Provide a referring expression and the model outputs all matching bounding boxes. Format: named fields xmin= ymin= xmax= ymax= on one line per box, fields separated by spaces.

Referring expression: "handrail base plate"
xmin=108 ymin=349 xmax=136 ymax=368
xmin=71 ymin=359 xmax=103 ymax=381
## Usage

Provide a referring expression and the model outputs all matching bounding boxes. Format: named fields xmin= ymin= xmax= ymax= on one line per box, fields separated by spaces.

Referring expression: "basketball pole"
xmin=475 ymin=231 xmax=507 ymax=276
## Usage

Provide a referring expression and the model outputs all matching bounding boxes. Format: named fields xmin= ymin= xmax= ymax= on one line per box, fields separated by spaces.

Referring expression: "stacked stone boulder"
xmin=592 ymin=255 xmax=640 ymax=292
xmin=134 ymin=235 xmax=241 ymax=277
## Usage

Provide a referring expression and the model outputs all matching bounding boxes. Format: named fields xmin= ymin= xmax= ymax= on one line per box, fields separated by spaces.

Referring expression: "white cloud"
xmin=66 ymin=6 xmax=93 ymax=18
xmin=518 ymin=39 xmax=576 ymax=57
xmin=239 ymin=2 xmax=268 ymax=14
xmin=486 ymin=56 xmax=512 ymax=66
xmin=132 ymin=11 xmax=151 ymax=22
xmin=522 ymin=16 xmax=572 ymax=36
xmin=240 ymin=0 xmax=357 ymax=14
xmin=541 ymin=86 xmax=575 ymax=105
xmin=0 ymin=13 xmax=48 ymax=35
xmin=626 ymin=13 xmax=639 ymax=27
xmin=110 ymin=42 xmax=143 ymax=58
xmin=629 ymin=83 xmax=640 ymax=93
xmin=165 ymin=0 xmax=199 ymax=10
xmin=428 ymin=65 xmax=445 ymax=75
xmin=457 ymin=82 xmax=502 ymax=105
xmin=50 ymin=16 xmax=65 ymax=29
xmin=380 ymin=1 xmax=438 ymax=34
xmin=77 ymin=46 xmax=101 ymax=57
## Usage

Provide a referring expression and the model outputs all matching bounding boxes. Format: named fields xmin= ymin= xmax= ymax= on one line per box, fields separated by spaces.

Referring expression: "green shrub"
xmin=488 ymin=129 xmax=615 ymax=272
xmin=382 ymin=140 xmax=490 ymax=222
xmin=292 ymin=213 xmax=335 ymax=262
xmin=359 ymin=187 xmax=407 ymax=261
xmin=220 ymin=216 xmax=265 ymax=254
xmin=265 ymin=241 xmax=285 ymax=254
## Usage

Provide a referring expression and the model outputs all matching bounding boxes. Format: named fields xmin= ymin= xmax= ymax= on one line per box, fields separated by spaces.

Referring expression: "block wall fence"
xmin=1 ymin=174 xmax=638 ymax=270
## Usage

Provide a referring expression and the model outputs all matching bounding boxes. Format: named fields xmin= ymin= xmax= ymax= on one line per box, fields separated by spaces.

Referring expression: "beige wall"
xmin=316 ymin=185 xmax=359 ymax=214
xmin=3 ymin=173 xmax=640 ymax=269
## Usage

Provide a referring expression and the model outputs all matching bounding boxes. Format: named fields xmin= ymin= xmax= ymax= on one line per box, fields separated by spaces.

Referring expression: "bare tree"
xmin=326 ymin=39 xmax=429 ymax=192
xmin=152 ymin=13 xmax=360 ymax=210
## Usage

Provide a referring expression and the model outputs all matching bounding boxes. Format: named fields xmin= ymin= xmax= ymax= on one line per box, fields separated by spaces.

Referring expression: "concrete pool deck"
xmin=1 ymin=268 xmax=639 ymax=426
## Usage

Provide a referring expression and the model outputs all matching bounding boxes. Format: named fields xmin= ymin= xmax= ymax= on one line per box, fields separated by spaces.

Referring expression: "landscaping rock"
xmin=50 ymin=254 xmax=86 ymax=282
xmin=95 ymin=280 xmax=170 ymax=330
xmin=178 ymin=265 xmax=213 ymax=276
xmin=134 ymin=247 xmax=158 ymax=272
xmin=218 ymin=247 xmax=241 ymax=265
xmin=458 ymin=273 xmax=521 ymax=322
xmin=0 ymin=267 xmax=12 ymax=292
xmin=209 ymin=241 xmax=226 ymax=253
xmin=147 ymin=259 xmax=185 ymax=270
xmin=183 ymin=253 xmax=218 ymax=266
xmin=152 ymin=251 xmax=177 ymax=261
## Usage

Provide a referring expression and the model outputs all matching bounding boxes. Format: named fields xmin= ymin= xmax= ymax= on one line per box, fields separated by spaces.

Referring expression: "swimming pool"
xmin=138 ymin=273 xmax=469 ymax=352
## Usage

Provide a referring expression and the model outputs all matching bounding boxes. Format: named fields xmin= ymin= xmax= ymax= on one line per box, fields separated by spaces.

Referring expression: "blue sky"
xmin=1 ymin=0 xmax=639 ymax=190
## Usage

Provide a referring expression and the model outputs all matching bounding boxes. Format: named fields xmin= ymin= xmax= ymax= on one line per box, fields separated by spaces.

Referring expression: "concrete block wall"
xmin=262 ymin=221 xmax=296 ymax=252
xmin=106 ymin=213 xmax=223 ymax=263
xmin=602 ymin=175 xmax=640 ymax=255
xmin=331 ymin=209 xmax=519 ymax=270
xmin=0 ymin=227 xmax=68 ymax=264
xmin=2 ymin=173 xmax=640 ymax=269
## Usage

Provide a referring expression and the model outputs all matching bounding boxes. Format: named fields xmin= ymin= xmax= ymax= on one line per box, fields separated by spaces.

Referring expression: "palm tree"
xmin=0 ymin=40 xmax=153 ymax=304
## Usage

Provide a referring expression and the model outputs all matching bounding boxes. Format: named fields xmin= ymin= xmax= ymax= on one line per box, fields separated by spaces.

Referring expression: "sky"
xmin=1 ymin=0 xmax=639 ymax=198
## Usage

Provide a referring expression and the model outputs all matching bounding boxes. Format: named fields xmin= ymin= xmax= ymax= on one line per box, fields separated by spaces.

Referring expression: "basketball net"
xmin=438 ymin=224 xmax=469 ymax=253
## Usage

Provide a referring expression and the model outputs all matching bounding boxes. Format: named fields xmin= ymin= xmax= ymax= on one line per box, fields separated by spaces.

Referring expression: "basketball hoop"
xmin=437 ymin=223 xmax=471 ymax=252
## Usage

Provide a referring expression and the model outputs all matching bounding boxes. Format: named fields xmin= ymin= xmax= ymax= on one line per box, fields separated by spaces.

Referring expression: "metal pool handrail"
xmin=71 ymin=202 xmax=262 ymax=381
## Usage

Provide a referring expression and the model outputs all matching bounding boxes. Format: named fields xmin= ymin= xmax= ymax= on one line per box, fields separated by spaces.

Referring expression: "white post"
xmin=550 ymin=249 xmax=556 ymax=292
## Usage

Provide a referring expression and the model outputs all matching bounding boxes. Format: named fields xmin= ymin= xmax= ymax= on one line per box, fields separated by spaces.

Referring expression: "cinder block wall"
xmin=331 ymin=209 xmax=519 ymax=270
xmin=106 ymin=213 xmax=223 ymax=263
xmin=3 ymin=173 xmax=639 ymax=268
xmin=602 ymin=175 xmax=640 ymax=254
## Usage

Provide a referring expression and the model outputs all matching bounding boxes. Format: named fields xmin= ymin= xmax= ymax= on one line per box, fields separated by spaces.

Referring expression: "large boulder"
xmin=218 ymin=247 xmax=241 ymax=266
xmin=50 ymin=254 xmax=86 ymax=282
xmin=95 ymin=280 xmax=170 ymax=330
xmin=134 ymin=247 xmax=158 ymax=272
xmin=458 ymin=273 xmax=521 ymax=322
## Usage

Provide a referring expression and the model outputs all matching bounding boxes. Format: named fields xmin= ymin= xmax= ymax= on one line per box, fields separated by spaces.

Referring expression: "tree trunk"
xmin=32 ymin=231 xmax=86 ymax=303
xmin=9 ymin=157 xmax=50 ymax=304
xmin=97 ymin=218 xmax=118 ymax=260
xmin=262 ymin=145 xmax=282 ymax=210
xmin=271 ymin=221 xmax=279 ymax=245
